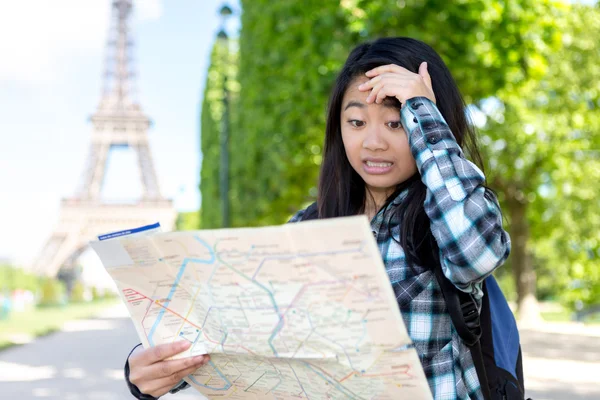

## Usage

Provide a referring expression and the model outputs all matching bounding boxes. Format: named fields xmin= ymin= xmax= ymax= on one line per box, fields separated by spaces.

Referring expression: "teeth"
xmin=366 ymin=161 xmax=392 ymax=167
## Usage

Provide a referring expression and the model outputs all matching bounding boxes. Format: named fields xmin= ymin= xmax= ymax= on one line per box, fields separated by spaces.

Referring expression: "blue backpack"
xmin=300 ymin=202 xmax=526 ymax=400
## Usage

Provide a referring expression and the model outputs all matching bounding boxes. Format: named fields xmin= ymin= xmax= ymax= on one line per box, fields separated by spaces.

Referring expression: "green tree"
xmin=200 ymin=38 xmax=240 ymax=228
xmin=38 ymin=278 xmax=66 ymax=307
xmin=69 ymin=281 xmax=86 ymax=303
xmin=337 ymin=0 xmax=580 ymax=318
xmin=0 ymin=265 xmax=40 ymax=292
xmin=228 ymin=0 xmax=561 ymax=226
xmin=176 ymin=210 xmax=201 ymax=230
xmin=477 ymin=3 xmax=600 ymax=318
xmin=231 ymin=0 xmax=354 ymax=226
xmin=199 ymin=0 xmax=599 ymax=315
xmin=341 ymin=0 xmax=561 ymax=103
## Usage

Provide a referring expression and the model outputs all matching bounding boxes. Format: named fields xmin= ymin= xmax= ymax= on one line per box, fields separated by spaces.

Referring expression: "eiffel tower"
xmin=33 ymin=0 xmax=176 ymax=277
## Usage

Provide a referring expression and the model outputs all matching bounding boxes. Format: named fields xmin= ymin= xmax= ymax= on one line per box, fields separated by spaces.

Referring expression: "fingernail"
xmin=178 ymin=341 xmax=191 ymax=349
xmin=193 ymin=355 xmax=205 ymax=363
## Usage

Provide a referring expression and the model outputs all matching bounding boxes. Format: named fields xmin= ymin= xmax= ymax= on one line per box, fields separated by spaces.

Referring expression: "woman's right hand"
xmin=128 ymin=341 xmax=210 ymax=398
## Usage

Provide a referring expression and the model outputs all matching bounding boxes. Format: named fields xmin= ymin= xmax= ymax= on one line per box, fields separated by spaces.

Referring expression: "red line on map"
xmin=339 ymin=371 xmax=356 ymax=382
xmin=336 ymin=365 xmax=413 ymax=383
xmin=122 ymin=288 xmax=203 ymax=334
xmin=154 ymin=302 xmax=203 ymax=331
xmin=360 ymin=365 xmax=412 ymax=378
xmin=127 ymin=297 xmax=146 ymax=302
xmin=122 ymin=289 xmax=153 ymax=304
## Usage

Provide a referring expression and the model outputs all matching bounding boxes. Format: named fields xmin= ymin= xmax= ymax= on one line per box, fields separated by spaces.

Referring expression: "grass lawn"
xmin=0 ymin=298 xmax=119 ymax=351
xmin=541 ymin=309 xmax=574 ymax=322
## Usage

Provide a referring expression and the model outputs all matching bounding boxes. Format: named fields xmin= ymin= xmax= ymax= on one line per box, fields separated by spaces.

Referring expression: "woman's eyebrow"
xmin=343 ymin=100 xmax=365 ymax=110
xmin=343 ymin=99 xmax=400 ymax=111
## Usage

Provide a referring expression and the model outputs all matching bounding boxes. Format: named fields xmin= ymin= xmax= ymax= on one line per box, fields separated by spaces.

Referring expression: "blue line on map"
xmin=192 ymin=330 xmax=201 ymax=349
xmin=289 ymin=361 xmax=310 ymax=399
xmin=302 ymin=362 xmax=359 ymax=399
xmin=261 ymin=246 xmax=365 ymax=357
xmin=268 ymin=319 xmax=284 ymax=356
xmin=148 ymin=237 xmax=215 ymax=345
xmin=219 ymin=245 xmax=254 ymax=266
xmin=204 ymin=248 xmax=225 ymax=328
xmin=251 ymin=247 xmax=361 ymax=281
xmin=355 ymin=319 xmax=368 ymax=349
xmin=266 ymin=377 xmax=282 ymax=394
xmin=188 ymin=361 xmax=232 ymax=391
xmin=220 ymin=331 xmax=228 ymax=352
xmin=313 ymin=331 xmax=356 ymax=371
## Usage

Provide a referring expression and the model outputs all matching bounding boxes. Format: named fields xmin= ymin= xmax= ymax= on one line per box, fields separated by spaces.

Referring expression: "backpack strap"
xmin=433 ymin=265 xmax=493 ymax=400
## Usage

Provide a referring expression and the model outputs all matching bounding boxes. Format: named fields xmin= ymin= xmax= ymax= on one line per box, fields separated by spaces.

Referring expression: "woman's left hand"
xmin=358 ymin=62 xmax=436 ymax=107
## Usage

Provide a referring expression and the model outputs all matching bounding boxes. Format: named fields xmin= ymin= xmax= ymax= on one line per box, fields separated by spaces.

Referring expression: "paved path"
xmin=0 ymin=304 xmax=598 ymax=399
xmin=521 ymin=324 xmax=600 ymax=400
xmin=0 ymin=305 xmax=197 ymax=400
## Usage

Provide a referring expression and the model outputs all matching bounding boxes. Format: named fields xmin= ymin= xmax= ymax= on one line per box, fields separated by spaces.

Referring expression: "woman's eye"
xmin=348 ymin=120 xmax=365 ymax=128
xmin=387 ymin=121 xmax=403 ymax=130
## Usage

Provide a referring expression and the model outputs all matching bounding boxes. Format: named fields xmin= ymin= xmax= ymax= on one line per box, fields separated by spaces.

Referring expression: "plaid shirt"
xmin=290 ymin=97 xmax=511 ymax=399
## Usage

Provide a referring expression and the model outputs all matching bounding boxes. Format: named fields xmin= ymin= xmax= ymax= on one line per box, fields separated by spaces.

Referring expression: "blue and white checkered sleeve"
xmin=401 ymin=97 xmax=511 ymax=296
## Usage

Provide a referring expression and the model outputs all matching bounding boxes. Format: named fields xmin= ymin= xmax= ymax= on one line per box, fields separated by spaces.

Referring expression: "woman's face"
xmin=340 ymin=76 xmax=417 ymax=200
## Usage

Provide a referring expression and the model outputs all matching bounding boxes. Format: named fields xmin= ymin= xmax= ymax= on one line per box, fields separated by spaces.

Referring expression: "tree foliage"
xmin=476 ymin=4 xmax=600 ymax=309
xmin=0 ymin=265 xmax=40 ymax=293
xmin=199 ymin=0 xmax=600 ymax=310
xmin=340 ymin=0 xmax=561 ymax=103
xmin=200 ymin=39 xmax=240 ymax=228
xmin=229 ymin=0 xmax=354 ymax=226
xmin=176 ymin=210 xmax=201 ymax=231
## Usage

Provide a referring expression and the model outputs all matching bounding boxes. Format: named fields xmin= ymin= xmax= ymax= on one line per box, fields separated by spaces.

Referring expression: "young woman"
xmin=124 ymin=37 xmax=511 ymax=400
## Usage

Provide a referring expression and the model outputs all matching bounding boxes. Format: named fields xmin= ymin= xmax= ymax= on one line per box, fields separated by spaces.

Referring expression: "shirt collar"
xmin=370 ymin=187 xmax=410 ymax=234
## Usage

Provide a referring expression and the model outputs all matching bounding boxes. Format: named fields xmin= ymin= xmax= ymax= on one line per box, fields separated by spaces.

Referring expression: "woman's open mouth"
xmin=363 ymin=160 xmax=394 ymax=174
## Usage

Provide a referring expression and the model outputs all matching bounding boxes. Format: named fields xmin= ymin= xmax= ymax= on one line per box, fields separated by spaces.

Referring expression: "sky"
xmin=0 ymin=0 xmax=240 ymax=265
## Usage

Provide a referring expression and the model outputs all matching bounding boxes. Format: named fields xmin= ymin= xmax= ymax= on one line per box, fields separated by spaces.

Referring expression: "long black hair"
xmin=318 ymin=37 xmax=488 ymax=268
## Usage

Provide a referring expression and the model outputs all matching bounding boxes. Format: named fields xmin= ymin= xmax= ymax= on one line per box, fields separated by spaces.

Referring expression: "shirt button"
xmin=411 ymin=102 xmax=423 ymax=110
xmin=413 ymin=117 xmax=418 ymax=123
xmin=428 ymin=135 xmax=440 ymax=144
xmin=372 ymin=231 xmax=377 ymax=238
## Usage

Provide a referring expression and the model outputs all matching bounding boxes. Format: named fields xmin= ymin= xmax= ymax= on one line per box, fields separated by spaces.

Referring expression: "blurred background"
xmin=0 ymin=0 xmax=598 ymax=399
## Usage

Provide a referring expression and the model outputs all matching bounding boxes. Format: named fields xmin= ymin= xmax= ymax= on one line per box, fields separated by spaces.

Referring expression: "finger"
xmin=135 ymin=341 xmax=191 ymax=367
xmin=360 ymin=73 xmax=416 ymax=93
xmin=138 ymin=362 xmax=206 ymax=397
xmin=357 ymin=75 xmax=381 ymax=91
xmin=365 ymin=64 xmax=409 ymax=77
xmin=375 ymin=85 xmax=390 ymax=104
xmin=366 ymin=82 xmax=384 ymax=103
xmin=144 ymin=354 xmax=209 ymax=380
xmin=375 ymin=84 xmax=404 ymax=104
xmin=143 ymin=384 xmax=180 ymax=399
xmin=418 ymin=62 xmax=433 ymax=93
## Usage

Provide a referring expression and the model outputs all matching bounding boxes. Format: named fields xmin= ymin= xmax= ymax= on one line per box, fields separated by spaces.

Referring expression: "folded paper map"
xmin=91 ymin=216 xmax=432 ymax=399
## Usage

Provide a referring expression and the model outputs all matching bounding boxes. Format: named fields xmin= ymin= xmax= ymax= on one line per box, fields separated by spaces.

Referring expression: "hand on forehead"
xmin=343 ymin=77 xmax=401 ymax=110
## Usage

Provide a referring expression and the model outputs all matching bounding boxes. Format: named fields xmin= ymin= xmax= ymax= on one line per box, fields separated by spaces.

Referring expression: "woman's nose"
xmin=362 ymin=127 xmax=388 ymax=151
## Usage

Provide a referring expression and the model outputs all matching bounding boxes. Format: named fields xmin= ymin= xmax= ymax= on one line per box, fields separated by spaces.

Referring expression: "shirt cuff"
xmin=400 ymin=96 xmax=458 ymax=151
xmin=124 ymin=344 xmax=159 ymax=400
xmin=400 ymin=96 xmax=474 ymax=202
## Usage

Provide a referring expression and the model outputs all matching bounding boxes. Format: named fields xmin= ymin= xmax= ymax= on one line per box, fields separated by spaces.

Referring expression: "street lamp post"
xmin=217 ymin=4 xmax=232 ymax=228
